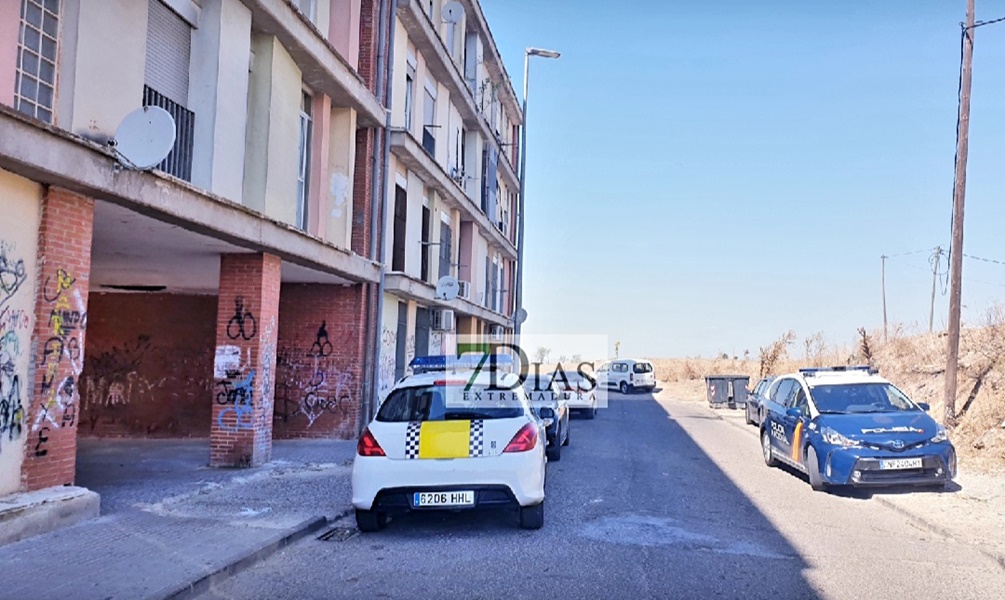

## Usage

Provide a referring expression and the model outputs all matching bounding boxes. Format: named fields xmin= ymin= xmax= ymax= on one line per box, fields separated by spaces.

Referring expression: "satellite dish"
xmin=442 ymin=1 xmax=465 ymax=24
xmin=435 ymin=275 xmax=460 ymax=301
xmin=514 ymin=308 xmax=528 ymax=325
xmin=113 ymin=106 xmax=176 ymax=170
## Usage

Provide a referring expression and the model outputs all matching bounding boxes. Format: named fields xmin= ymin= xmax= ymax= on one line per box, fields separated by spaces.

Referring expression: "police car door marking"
xmin=790 ymin=421 xmax=804 ymax=462
xmin=405 ymin=422 xmax=421 ymax=459
xmin=770 ymin=421 xmax=785 ymax=442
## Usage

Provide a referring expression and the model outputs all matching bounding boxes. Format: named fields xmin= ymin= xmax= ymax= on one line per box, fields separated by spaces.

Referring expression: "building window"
xmin=404 ymin=60 xmax=416 ymax=131
xmin=15 ymin=0 xmax=60 ymax=123
xmin=294 ymin=0 xmax=316 ymax=22
xmin=422 ymin=87 xmax=436 ymax=156
xmin=144 ymin=0 xmax=194 ymax=180
xmin=297 ymin=91 xmax=313 ymax=231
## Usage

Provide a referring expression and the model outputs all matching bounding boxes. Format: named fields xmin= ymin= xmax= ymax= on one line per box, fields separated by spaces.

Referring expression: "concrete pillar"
xmin=211 ymin=253 xmax=280 ymax=468
xmin=326 ymin=107 xmax=357 ymax=249
xmin=273 ymin=284 xmax=366 ymax=439
xmin=21 ymin=188 xmax=94 ymax=492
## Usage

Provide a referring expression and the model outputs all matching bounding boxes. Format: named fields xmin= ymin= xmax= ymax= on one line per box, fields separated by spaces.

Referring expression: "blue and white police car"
xmin=760 ymin=366 xmax=956 ymax=491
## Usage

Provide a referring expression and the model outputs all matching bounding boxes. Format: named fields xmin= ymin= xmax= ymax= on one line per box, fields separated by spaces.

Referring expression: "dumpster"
xmin=704 ymin=375 xmax=750 ymax=409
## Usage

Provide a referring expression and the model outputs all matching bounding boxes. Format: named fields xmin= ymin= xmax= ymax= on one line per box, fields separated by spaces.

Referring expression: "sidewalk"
xmin=695 ymin=394 xmax=1005 ymax=570
xmin=0 ymin=438 xmax=356 ymax=600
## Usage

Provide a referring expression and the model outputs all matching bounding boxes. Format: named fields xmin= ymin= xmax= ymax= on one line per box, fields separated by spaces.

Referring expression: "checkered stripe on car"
xmin=469 ymin=419 xmax=484 ymax=457
xmin=405 ymin=422 xmax=421 ymax=459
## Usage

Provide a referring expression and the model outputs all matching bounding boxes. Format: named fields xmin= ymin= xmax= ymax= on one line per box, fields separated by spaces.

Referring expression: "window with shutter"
xmin=145 ymin=0 xmax=191 ymax=107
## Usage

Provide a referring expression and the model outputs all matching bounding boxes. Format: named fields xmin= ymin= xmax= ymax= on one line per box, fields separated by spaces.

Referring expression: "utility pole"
xmin=945 ymin=0 xmax=975 ymax=426
xmin=881 ymin=255 xmax=888 ymax=342
xmin=929 ymin=246 xmax=941 ymax=333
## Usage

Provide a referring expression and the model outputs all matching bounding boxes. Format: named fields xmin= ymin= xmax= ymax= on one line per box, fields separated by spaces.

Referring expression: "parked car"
xmin=549 ymin=368 xmax=600 ymax=419
xmin=524 ymin=373 xmax=571 ymax=462
xmin=351 ymin=355 xmax=547 ymax=531
xmin=597 ymin=359 xmax=656 ymax=394
xmin=760 ymin=366 xmax=956 ymax=492
xmin=745 ymin=376 xmax=777 ymax=427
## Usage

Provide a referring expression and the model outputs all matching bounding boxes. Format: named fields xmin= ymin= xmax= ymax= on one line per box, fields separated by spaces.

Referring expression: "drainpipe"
xmin=367 ymin=0 xmax=398 ymax=429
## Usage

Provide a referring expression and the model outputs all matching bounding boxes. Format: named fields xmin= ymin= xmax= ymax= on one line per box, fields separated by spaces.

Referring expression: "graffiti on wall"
xmin=378 ymin=327 xmax=396 ymax=398
xmin=226 ymin=296 xmax=257 ymax=341
xmin=34 ymin=268 xmax=85 ymax=455
xmin=0 ymin=245 xmax=28 ymax=310
xmin=81 ymin=334 xmax=213 ymax=434
xmin=308 ymin=320 xmax=333 ymax=358
xmin=275 ymin=348 xmax=354 ymax=429
xmin=1 ymin=329 xmax=25 ymax=454
xmin=260 ymin=317 xmax=276 ymax=414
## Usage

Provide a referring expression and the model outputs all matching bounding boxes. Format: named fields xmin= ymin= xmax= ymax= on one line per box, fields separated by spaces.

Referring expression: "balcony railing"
xmin=142 ymin=85 xmax=195 ymax=182
xmin=421 ymin=126 xmax=436 ymax=157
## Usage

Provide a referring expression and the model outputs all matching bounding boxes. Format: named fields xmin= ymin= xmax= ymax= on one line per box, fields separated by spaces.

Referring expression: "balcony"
xmin=142 ymin=86 xmax=194 ymax=182
xmin=383 ymin=272 xmax=510 ymax=327
xmin=388 ymin=129 xmax=516 ymax=259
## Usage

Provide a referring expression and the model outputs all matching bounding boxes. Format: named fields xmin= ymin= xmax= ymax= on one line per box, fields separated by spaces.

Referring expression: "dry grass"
xmin=645 ymin=319 xmax=1005 ymax=472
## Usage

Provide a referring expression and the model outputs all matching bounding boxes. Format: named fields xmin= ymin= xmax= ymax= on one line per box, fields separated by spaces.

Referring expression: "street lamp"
xmin=514 ymin=47 xmax=560 ymax=337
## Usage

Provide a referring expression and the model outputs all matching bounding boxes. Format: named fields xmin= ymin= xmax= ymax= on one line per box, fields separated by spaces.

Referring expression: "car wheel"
xmin=744 ymin=406 xmax=754 ymax=425
xmin=619 ymin=381 xmax=629 ymax=395
xmin=546 ymin=438 xmax=562 ymax=462
xmin=519 ymin=502 xmax=545 ymax=530
xmin=761 ymin=430 xmax=778 ymax=467
xmin=806 ymin=446 xmax=827 ymax=492
xmin=355 ymin=508 xmax=386 ymax=532
xmin=562 ymin=420 xmax=570 ymax=446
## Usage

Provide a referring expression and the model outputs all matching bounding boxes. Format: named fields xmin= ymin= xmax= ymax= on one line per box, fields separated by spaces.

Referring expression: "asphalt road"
xmin=197 ymin=391 xmax=1005 ymax=600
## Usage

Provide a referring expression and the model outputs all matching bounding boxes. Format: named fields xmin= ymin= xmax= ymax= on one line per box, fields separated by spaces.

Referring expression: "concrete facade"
xmin=0 ymin=0 xmax=527 ymax=542
xmin=377 ymin=0 xmax=523 ymax=397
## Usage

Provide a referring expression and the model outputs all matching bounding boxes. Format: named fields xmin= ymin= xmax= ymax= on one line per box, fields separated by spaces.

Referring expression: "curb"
xmin=161 ymin=513 xmax=335 ymax=600
xmin=701 ymin=403 xmax=1005 ymax=572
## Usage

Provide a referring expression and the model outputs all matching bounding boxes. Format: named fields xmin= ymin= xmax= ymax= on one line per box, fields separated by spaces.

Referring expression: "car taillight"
xmin=504 ymin=423 xmax=538 ymax=453
xmin=357 ymin=427 xmax=385 ymax=457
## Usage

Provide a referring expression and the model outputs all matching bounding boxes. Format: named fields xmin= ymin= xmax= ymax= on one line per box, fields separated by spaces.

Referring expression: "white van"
xmin=597 ymin=359 xmax=656 ymax=394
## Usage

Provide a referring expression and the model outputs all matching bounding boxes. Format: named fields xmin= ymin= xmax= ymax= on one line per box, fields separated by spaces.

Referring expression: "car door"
xmin=766 ymin=378 xmax=795 ymax=455
xmin=596 ymin=362 xmax=610 ymax=387
xmin=782 ymin=383 xmax=811 ymax=464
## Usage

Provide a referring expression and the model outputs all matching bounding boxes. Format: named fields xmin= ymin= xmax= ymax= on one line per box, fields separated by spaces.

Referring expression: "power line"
xmin=972 ymin=15 xmax=1005 ymax=28
xmin=963 ymin=253 xmax=1005 ymax=267
xmin=883 ymin=249 xmax=931 ymax=259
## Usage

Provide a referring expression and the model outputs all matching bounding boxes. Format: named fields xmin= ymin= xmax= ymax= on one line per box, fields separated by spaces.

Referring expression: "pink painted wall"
xmin=330 ymin=0 xmax=361 ymax=70
xmin=0 ymin=2 xmax=20 ymax=108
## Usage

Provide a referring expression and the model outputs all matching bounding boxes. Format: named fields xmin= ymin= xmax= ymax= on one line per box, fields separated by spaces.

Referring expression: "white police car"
xmin=351 ymin=355 xmax=547 ymax=531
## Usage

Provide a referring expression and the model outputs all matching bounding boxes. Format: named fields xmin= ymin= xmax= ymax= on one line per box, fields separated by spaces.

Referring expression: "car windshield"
xmin=376 ymin=383 xmax=528 ymax=422
xmin=633 ymin=362 xmax=653 ymax=373
xmin=810 ymin=383 xmax=918 ymax=414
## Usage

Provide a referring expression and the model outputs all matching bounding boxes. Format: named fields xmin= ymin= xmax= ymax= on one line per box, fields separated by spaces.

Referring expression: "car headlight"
xmin=821 ymin=426 xmax=861 ymax=448
xmin=930 ymin=425 xmax=948 ymax=444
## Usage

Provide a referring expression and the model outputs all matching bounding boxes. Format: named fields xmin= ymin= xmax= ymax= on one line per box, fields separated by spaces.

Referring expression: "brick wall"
xmin=273 ymin=283 xmax=367 ymax=439
xmin=21 ymin=187 xmax=94 ymax=492
xmin=78 ymin=293 xmax=215 ymax=438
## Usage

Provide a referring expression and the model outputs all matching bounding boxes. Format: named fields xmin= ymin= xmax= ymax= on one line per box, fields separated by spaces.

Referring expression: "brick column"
xmin=21 ymin=188 xmax=94 ymax=492
xmin=211 ymin=253 xmax=281 ymax=467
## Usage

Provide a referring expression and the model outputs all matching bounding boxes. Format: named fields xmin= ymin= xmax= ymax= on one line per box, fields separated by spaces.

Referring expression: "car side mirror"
xmin=538 ymin=407 xmax=555 ymax=419
xmin=917 ymin=402 xmax=931 ymax=412
xmin=785 ymin=407 xmax=803 ymax=418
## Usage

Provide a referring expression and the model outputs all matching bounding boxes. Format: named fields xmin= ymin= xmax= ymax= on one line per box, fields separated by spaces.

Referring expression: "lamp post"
xmin=514 ymin=47 xmax=560 ymax=337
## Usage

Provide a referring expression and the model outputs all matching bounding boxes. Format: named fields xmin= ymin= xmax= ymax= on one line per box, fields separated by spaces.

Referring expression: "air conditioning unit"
xmin=488 ymin=325 xmax=505 ymax=341
xmin=458 ymin=280 xmax=471 ymax=300
xmin=432 ymin=309 xmax=456 ymax=331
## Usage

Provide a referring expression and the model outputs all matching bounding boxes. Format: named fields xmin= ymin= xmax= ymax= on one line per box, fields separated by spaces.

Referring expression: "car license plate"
xmin=879 ymin=458 xmax=923 ymax=470
xmin=413 ymin=491 xmax=475 ymax=507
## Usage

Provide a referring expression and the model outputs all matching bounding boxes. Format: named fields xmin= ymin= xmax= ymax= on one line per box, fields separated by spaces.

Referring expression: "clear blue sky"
xmin=483 ymin=0 xmax=1005 ymax=358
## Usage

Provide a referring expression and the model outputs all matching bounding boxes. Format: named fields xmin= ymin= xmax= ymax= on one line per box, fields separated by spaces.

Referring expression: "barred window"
xmin=15 ymin=0 xmax=60 ymax=123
